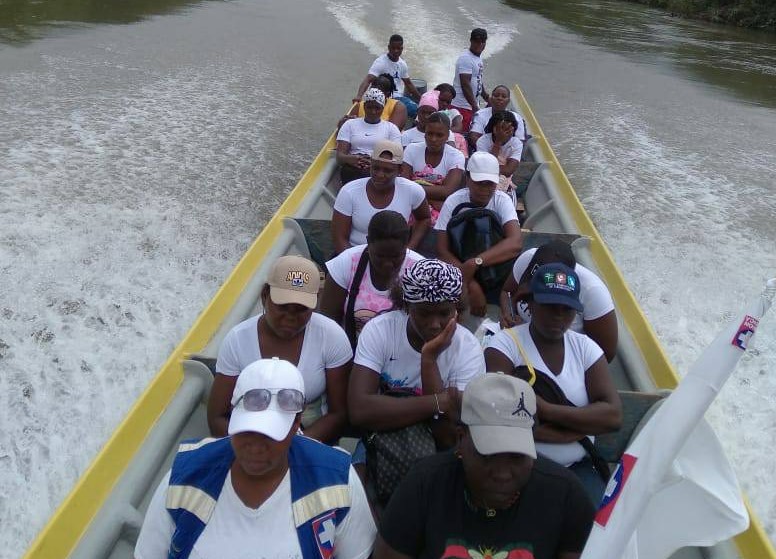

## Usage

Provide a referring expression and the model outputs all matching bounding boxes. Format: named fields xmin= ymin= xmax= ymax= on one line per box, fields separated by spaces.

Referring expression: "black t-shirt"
xmin=380 ymin=452 xmax=594 ymax=559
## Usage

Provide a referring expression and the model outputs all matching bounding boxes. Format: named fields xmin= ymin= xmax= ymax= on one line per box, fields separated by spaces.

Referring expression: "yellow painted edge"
xmin=23 ymin=134 xmax=337 ymax=559
xmin=512 ymin=85 xmax=677 ymax=389
xmin=511 ymin=85 xmax=775 ymax=558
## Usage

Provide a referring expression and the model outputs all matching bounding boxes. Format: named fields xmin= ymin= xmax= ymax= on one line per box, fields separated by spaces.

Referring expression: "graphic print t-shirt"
xmin=379 ymin=453 xmax=594 ymax=559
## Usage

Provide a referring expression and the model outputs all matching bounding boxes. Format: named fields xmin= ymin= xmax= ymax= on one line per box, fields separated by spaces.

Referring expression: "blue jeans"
xmin=569 ymin=457 xmax=606 ymax=507
xmin=397 ymin=95 xmax=418 ymax=119
xmin=351 ymin=440 xmax=367 ymax=465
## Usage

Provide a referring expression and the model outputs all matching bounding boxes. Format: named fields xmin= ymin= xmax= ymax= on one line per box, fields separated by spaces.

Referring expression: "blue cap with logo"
xmin=530 ymin=263 xmax=583 ymax=312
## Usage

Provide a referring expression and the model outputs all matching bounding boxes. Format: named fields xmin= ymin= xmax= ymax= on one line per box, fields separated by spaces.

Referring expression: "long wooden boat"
xmin=23 ymin=86 xmax=776 ymax=559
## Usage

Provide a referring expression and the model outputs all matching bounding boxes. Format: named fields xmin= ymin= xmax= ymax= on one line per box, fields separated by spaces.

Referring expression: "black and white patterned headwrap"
xmin=363 ymin=87 xmax=386 ymax=107
xmin=401 ymin=259 xmax=463 ymax=304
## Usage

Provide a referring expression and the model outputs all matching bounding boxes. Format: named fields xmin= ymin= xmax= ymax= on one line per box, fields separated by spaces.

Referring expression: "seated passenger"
xmin=400 ymin=112 xmax=465 ymax=218
xmin=207 ymin=256 xmax=352 ymax=444
xmin=433 ymin=83 xmax=464 ymax=133
xmin=348 ymin=259 xmax=485 ymax=497
xmin=500 ymin=240 xmax=618 ymax=362
xmin=136 ymin=359 xmax=376 ymax=559
xmin=475 ymin=110 xmax=523 ymax=198
xmin=336 ymin=88 xmax=402 ymax=184
xmin=469 ymin=84 xmax=527 ymax=144
xmin=400 ymin=91 xmax=456 ymax=147
xmin=332 ymin=140 xmax=431 ymax=255
xmin=435 ymin=152 xmax=523 ymax=317
xmin=485 ymin=263 xmax=622 ymax=503
xmin=320 ymin=210 xmax=423 ymax=347
xmin=340 ymin=73 xmax=408 ymax=131
xmin=374 ymin=374 xmax=594 ymax=559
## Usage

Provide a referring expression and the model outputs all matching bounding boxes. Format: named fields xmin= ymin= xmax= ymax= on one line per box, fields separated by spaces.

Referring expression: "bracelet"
xmin=433 ymin=393 xmax=445 ymax=419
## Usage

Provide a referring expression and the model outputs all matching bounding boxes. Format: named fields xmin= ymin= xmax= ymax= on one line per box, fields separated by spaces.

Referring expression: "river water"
xmin=1 ymin=0 xmax=774 ymax=555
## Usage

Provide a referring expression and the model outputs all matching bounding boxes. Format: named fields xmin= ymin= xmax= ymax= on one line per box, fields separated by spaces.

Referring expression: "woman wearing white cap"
xmin=137 ymin=359 xmax=376 ymax=559
xmin=435 ymin=151 xmax=524 ymax=316
xmin=336 ymin=87 xmax=402 ymax=185
xmin=208 ymin=255 xmax=353 ymax=444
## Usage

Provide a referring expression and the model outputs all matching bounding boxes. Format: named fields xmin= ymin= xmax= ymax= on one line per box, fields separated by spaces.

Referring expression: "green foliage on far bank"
xmin=624 ymin=0 xmax=776 ymax=30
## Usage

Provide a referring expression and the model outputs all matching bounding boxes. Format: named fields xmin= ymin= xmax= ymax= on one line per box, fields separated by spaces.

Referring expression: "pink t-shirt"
xmin=326 ymin=245 xmax=423 ymax=336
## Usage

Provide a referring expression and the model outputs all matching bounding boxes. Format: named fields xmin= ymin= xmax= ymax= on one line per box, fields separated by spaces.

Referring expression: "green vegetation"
xmin=623 ymin=0 xmax=776 ymax=30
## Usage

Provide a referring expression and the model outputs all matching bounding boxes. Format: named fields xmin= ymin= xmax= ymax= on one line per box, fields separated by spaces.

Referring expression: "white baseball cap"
xmin=467 ymin=151 xmax=500 ymax=184
xmin=228 ymin=359 xmax=306 ymax=441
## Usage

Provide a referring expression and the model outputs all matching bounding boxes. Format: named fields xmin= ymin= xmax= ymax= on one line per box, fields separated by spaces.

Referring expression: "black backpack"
xmin=446 ymin=202 xmax=513 ymax=291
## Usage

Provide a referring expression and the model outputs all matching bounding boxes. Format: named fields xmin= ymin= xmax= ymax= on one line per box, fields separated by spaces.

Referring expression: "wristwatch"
xmin=474 ymin=257 xmax=484 ymax=267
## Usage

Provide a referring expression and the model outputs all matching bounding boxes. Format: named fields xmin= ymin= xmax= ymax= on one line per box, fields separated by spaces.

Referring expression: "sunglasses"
xmin=234 ymin=388 xmax=305 ymax=413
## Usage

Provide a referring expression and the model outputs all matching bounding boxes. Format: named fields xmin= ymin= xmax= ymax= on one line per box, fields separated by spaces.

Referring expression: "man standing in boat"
xmin=353 ymin=34 xmax=422 ymax=119
xmin=452 ymin=28 xmax=490 ymax=132
xmin=134 ymin=358 xmax=376 ymax=559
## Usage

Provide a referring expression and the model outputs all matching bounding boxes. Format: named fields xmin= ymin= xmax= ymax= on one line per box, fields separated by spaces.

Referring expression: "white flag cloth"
xmin=581 ymin=279 xmax=775 ymax=559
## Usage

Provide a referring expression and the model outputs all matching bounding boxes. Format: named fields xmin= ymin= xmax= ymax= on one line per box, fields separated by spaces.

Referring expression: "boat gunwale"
xmin=512 ymin=85 xmax=775 ymax=559
xmin=22 ymin=134 xmax=339 ymax=559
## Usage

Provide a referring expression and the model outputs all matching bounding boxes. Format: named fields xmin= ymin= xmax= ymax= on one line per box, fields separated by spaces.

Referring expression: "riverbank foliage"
xmin=624 ymin=0 xmax=776 ymax=30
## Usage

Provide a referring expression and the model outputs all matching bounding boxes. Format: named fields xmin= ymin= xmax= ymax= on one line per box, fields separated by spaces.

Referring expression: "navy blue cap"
xmin=530 ymin=263 xmax=583 ymax=312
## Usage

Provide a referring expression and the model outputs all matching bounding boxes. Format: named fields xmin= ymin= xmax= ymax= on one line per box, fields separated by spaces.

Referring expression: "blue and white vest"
xmin=165 ymin=435 xmax=352 ymax=559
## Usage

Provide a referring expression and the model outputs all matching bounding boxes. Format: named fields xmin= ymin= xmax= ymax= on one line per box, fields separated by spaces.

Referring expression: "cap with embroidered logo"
xmin=530 ymin=263 xmax=583 ymax=312
xmin=461 ymin=373 xmax=536 ymax=457
xmin=267 ymin=255 xmax=320 ymax=309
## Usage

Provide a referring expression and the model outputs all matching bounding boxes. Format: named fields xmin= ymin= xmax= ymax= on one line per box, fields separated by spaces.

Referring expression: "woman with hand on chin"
xmin=475 ymin=110 xmax=523 ymax=199
xmin=348 ymin=259 xmax=485 ymax=452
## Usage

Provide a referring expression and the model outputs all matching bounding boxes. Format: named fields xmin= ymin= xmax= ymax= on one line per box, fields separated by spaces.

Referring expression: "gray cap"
xmin=461 ymin=373 xmax=537 ymax=457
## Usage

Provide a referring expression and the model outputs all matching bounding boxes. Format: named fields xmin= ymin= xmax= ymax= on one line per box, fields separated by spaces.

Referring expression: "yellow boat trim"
xmin=22 ymin=134 xmax=337 ymax=559
xmin=511 ymin=85 xmax=775 ymax=559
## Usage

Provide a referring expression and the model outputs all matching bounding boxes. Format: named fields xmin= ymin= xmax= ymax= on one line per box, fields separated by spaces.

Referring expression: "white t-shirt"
xmin=471 ymin=108 xmax=527 ymax=141
xmin=402 ymin=143 xmax=465 ymax=185
xmin=215 ymin=313 xmax=352 ymax=403
xmin=486 ymin=324 xmax=604 ymax=466
xmin=336 ymin=118 xmax=402 ymax=156
xmin=368 ymin=53 xmax=409 ymax=97
xmin=135 ymin=464 xmax=376 ymax=559
xmin=475 ymin=134 xmax=523 ymax=163
xmin=452 ymin=50 xmax=485 ymax=110
xmin=325 ymin=245 xmax=423 ymax=335
xmin=333 ymin=177 xmax=427 ymax=246
xmin=354 ymin=310 xmax=484 ymax=393
xmin=400 ymin=126 xmax=455 ymax=147
xmin=434 ymin=188 xmax=518 ymax=231
xmin=512 ymin=248 xmax=615 ymax=332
